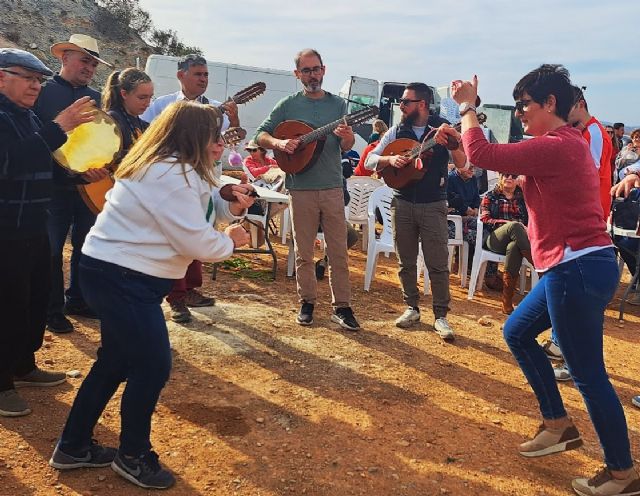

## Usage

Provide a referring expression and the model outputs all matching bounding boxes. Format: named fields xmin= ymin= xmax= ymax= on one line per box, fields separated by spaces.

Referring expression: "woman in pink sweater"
xmin=450 ymin=65 xmax=638 ymax=496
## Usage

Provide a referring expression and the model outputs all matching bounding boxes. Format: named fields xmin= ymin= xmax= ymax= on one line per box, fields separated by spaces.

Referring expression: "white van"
xmin=144 ymin=54 xmax=302 ymax=163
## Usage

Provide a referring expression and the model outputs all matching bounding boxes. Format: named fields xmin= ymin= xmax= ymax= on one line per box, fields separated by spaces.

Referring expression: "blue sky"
xmin=139 ymin=0 xmax=640 ymax=126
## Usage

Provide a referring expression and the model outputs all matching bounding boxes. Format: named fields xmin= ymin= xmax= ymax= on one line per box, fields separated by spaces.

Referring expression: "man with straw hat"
xmin=0 ymin=48 xmax=95 ymax=416
xmin=34 ymin=34 xmax=112 ymax=334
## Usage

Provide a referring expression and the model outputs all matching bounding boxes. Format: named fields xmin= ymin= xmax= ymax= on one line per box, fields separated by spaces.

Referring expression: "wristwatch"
xmin=459 ymin=102 xmax=477 ymax=116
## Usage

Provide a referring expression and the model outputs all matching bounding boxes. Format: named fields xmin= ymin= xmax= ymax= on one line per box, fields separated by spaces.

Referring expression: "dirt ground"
xmin=1 ymin=232 xmax=639 ymax=496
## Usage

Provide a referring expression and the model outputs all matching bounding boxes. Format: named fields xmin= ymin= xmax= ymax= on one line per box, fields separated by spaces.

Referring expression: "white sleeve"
xmin=152 ymin=185 xmax=235 ymax=263
xmin=364 ymin=126 xmax=397 ymax=170
xmin=211 ymin=187 xmax=246 ymax=226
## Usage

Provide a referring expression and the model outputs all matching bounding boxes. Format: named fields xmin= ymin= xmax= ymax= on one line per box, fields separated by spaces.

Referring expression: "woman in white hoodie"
xmin=49 ymin=102 xmax=253 ymax=490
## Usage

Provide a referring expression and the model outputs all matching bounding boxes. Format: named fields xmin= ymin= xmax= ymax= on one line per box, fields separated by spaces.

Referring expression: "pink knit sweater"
xmin=462 ymin=125 xmax=611 ymax=270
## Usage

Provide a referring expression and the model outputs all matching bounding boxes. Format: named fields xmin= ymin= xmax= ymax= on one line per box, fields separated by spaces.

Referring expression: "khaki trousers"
xmin=289 ymin=188 xmax=351 ymax=308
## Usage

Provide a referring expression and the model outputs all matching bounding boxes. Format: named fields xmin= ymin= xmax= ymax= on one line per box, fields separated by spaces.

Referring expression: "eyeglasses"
xmin=632 ymin=136 xmax=640 ymax=142
xmin=399 ymin=98 xmax=423 ymax=106
xmin=502 ymin=174 xmax=518 ymax=179
xmin=246 ymin=148 xmax=259 ymax=152
xmin=298 ymin=66 xmax=323 ymax=76
xmin=0 ymin=69 xmax=48 ymax=85
xmin=514 ymin=98 xmax=533 ymax=113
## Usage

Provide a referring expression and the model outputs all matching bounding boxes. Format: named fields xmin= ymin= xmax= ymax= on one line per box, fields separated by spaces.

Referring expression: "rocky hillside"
xmin=0 ymin=0 xmax=153 ymax=88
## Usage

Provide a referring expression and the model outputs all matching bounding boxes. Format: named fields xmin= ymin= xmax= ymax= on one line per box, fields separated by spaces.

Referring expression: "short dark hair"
xmin=178 ymin=54 xmax=207 ymax=72
xmin=294 ymin=49 xmax=323 ymax=68
xmin=512 ymin=64 xmax=575 ymax=121
xmin=614 ymin=122 xmax=625 ymax=130
xmin=572 ymin=85 xmax=589 ymax=112
xmin=405 ymin=82 xmax=433 ymax=105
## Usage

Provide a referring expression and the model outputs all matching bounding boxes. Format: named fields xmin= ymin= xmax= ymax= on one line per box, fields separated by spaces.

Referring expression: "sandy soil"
xmin=1 ymin=235 xmax=639 ymax=496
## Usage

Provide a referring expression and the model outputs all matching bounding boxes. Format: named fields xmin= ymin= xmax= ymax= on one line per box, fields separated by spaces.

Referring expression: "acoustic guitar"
xmin=78 ymin=127 xmax=247 ymax=215
xmin=380 ymin=112 xmax=486 ymax=189
xmin=273 ymin=106 xmax=379 ymax=175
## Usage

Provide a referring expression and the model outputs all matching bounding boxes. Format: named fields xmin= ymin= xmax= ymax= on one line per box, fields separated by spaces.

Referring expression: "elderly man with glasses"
xmin=0 ymin=48 xmax=94 ymax=416
xmin=365 ymin=82 xmax=468 ymax=339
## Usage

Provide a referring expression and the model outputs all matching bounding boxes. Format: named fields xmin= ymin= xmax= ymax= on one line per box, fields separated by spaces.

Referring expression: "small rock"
xmin=43 ymin=334 xmax=53 ymax=342
xmin=255 ymin=417 xmax=265 ymax=424
xmin=98 ymin=475 xmax=106 ymax=482
xmin=66 ymin=370 xmax=82 ymax=378
xmin=477 ymin=315 xmax=492 ymax=326
xmin=368 ymin=466 xmax=379 ymax=473
xmin=29 ymin=43 xmax=37 ymax=49
xmin=396 ymin=440 xmax=410 ymax=447
xmin=44 ymin=359 xmax=54 ymax=365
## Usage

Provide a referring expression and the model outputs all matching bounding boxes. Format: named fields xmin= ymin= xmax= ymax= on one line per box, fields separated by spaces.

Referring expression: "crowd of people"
xmin=1 ymin=34 xmax=639 ymax=495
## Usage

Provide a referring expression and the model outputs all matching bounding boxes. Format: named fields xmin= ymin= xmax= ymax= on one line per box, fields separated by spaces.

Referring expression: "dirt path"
xmin=1 ymin=241 xmax=639 ymax=496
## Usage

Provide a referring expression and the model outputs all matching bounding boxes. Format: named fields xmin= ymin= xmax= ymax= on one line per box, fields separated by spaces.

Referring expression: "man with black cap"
xmin=34 ymin=34 xmax=112 ymax=334
xmin=0 ymin=48 xmax=94 ymax=416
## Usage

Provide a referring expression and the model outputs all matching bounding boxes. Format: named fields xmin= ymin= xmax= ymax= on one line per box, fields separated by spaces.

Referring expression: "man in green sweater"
xmin=255 ymin=48 xmax=359 ymax=331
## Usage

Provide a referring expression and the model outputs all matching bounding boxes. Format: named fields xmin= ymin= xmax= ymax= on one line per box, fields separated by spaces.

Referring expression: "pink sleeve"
xmin=462 ymin=127 xmax=563 ymax=177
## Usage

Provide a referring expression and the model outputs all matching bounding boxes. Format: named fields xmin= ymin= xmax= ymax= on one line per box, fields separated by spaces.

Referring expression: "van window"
xmin=347 ymin=94 xmax=376 ymax=114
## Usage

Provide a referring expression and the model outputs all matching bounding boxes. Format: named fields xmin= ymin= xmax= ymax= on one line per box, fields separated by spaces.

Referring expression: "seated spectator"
xmin=447 ymin=164 xmax=480 ymax=257
xmin=614 ymin=129 xmax=640 ymax=182
xmin=243 ymin=140 xmax=279 ymax=180
xmin=480 ymin=173 xmax=532 ymax=314
xmin=355 ymin=121 xmax=389 ymax=177
xmin=367 ymin=119 xmax=389 ymax=144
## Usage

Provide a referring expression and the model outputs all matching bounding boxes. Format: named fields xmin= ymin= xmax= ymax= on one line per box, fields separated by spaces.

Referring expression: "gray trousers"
xmin=392 ymin=198 xmax=450 ymax=318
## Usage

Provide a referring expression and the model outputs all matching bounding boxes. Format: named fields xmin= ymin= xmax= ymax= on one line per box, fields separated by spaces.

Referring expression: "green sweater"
xmin=255 ymin=91 xmax=346 ymax=190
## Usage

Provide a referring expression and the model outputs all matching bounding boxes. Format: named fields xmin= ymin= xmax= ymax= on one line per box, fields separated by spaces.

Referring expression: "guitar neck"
xmin=413 ymin=121 xmax=465 ymax=158
xmin=299 ymin=118 xmax=344 ymax=146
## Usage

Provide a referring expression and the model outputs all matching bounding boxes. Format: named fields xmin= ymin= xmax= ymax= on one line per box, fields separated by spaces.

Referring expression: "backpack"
xmin=611 ymin=188 xmax=640 ymax=231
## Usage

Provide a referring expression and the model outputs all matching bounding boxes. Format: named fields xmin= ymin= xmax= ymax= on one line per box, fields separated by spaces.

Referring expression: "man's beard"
xmin=303 ymin=77 xmax=323 ymax=93
xmin=401 ymin=109 xmax=420 ymax=126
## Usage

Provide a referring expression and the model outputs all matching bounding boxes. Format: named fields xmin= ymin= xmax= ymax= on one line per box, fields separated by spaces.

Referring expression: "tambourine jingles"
xmin=53 ymin=109 xmax=122 ymax=173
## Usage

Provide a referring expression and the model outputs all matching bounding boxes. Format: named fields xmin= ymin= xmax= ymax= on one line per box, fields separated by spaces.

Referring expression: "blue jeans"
xmin=59 ymin=255 xmax=174 ymax=457
xmin=503 ymin=248 xmax=632 ymax=471
xmin=47 ymin=186 xmax=96 ymax=315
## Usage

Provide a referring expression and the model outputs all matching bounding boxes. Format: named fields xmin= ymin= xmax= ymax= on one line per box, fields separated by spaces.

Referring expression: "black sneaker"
xmin=49 ymin=440 xmax=117 ymax=470
xmin=47 ymin=313 xmax=74 ymax=334
xmin=296 ymin=302 xmax=314 ymax=326
xmin=64 ymin=302 xmax=98 ymax=319
xmin=315 ymin=257 xmax=327 ymax=280
xmin=111 ymin=450 xmax=175 ymax=489
xmin=331 ymin=307 xmax=360 ymax=331
xmin=169 ymin=300 xmax=192 ymax=323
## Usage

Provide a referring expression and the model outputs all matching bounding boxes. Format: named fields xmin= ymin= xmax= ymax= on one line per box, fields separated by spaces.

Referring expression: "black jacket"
xmin=33 ymin=75 xmax=101 ymax=188
xmin=0 ymin=93 xmax=66 ymax=238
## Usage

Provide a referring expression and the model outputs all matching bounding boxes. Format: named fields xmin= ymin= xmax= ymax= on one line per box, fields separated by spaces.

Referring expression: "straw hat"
xmin=50 ymin=34 xmax=112 ymax=67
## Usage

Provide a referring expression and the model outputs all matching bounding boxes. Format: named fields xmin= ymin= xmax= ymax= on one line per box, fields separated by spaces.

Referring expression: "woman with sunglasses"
xmin=451 ymin=66 xmax=638 ymax=496
xmin=49 ymin=102 xmax=254 ymax=490
xmin=614 ymin=128 xmax=640 ymax=182
xmin=479 ymin=173 xmax=531 ymax=314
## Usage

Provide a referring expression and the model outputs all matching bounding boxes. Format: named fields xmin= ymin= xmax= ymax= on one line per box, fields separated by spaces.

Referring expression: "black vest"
xmin=393 ymin=115 xmax=449 ymax=204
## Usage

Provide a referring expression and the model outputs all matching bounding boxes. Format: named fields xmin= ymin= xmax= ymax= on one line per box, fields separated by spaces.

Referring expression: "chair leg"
xmin=281 ymin=208 xmax=290 ymax=244
xmin=468 ymin=258 xmax=483 ymax=300
xmin=362 ymin=224 xmax=368 ymax=252
xmin=460 ymin=242 xmax=468 ymax=288
xmin=364 ymin=249 xmax=379 ymax=291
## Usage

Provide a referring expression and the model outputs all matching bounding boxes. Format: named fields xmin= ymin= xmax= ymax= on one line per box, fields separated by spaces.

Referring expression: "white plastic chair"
xmin=364 ymin=186 xmax=395 ymax=291
xmin=467 ymin=216 xmax=539 ymax=300
xmin=417 ymin=214 xmax=470 ymax=295
xmin=345 ymin=176 xmax=383 ymax=251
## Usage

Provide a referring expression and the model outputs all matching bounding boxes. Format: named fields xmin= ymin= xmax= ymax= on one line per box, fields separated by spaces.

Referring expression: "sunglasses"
xmin=399 ymin=98 xmax=423 ymax=106
xmin=502 ymin=174 xmax=518 ymax=179
xmin=514 ymin=98 xmax=533 ymax=113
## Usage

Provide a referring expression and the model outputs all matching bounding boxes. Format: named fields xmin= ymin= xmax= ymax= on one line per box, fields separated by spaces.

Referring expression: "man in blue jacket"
xmin=0 ymin=48 xmax=94 ymax=417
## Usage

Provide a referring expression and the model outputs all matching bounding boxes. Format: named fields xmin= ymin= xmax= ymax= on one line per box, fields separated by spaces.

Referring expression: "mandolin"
xmin=273 ymin=106 xmax=379 ymax=175
xmin=78 ymin=127 xmax=248 ymax=215
xmin=380 ymin=112 xmax=486 ymax=189
xmin=219 ymin=82 xmax=266 ymax=109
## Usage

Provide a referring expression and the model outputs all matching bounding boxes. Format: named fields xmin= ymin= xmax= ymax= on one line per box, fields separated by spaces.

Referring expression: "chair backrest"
xmin=346 ymin=176 xmax=383 ymax=222
xmin=475 ymin=215 xmax=486 ymax=254
xmin=367 ymin=185 xmax=394 ymax=246
xmin=241 ymin=162 xmax=257 ymax=182
xmin=447 ymin=214 xmax=463 ymax=245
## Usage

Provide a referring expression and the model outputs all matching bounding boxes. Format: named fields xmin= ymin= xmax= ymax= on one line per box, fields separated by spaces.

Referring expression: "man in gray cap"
xmin=0 ymin=48 xmax=94 ymax=417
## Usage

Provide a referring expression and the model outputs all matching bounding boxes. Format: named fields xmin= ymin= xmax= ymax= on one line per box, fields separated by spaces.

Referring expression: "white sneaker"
xmin=395 ymin=307 xmax=420 ymax=328
xmin=632 ymin=396 xmax=640 ymax=409
xmin=433 ymin=317 xmax=455 ymax=341
xmin=542 ymin=339 xmax=564 ymax=361
xmin=553 ymin=364 xmax=571 ymax=382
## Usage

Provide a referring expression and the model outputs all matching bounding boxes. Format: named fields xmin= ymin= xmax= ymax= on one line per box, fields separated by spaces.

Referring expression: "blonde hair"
xmin=102 ymin=68 xmax=152 ymax=112
xmin=372 ymin=119 xmax=388 ymax=136
xmin=115 ymin=101 xmax=222 ymax=186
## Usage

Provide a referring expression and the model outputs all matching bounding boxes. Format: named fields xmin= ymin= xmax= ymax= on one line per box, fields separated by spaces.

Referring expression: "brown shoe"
xmin=501 ymin=272 xmax=517 ymax=314
xmin=485 ymin=273 xmax=504 ymax=291
xmin=184 ymin=289 xmax=215 ymax=308
xmin=519 ymin=423 xmax=583 ymax=458
xmin=14 ymin=368 xmax=66 ymax=387
xmin=572 ymin=467 xmax=640 ymax=496
xmin=169 ymin=300 xmax=192 ymax=323
xmin=0 ymin=389 xmax=31 ymax=417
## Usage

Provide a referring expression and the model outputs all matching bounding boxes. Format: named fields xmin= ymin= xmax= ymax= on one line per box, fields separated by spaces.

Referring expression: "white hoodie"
xmin=82 ymin=159 xmax=243 ymax=279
